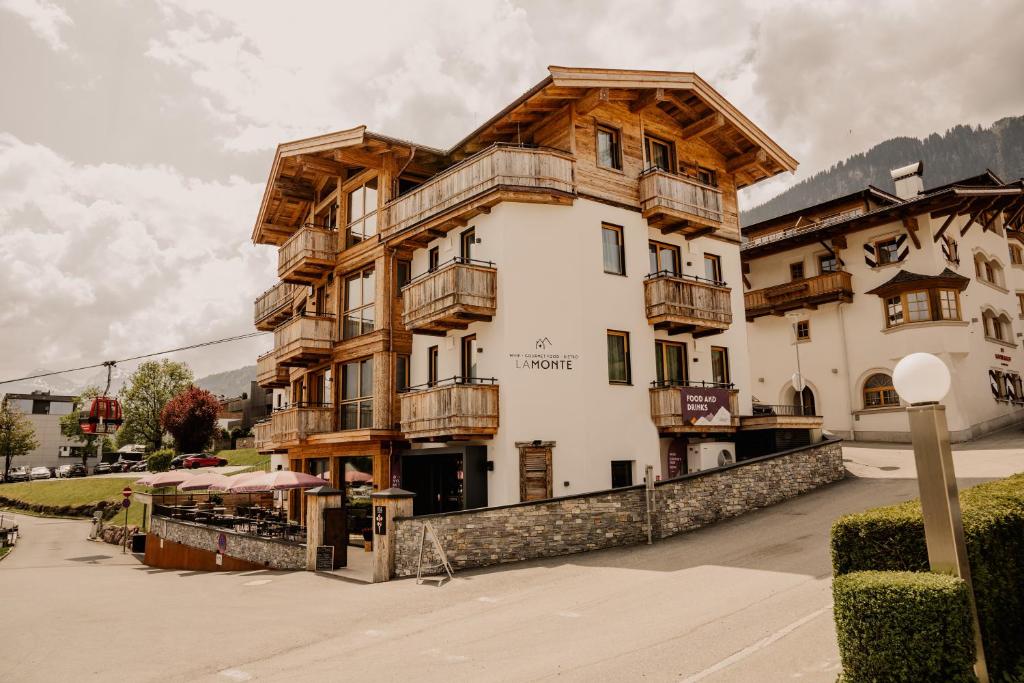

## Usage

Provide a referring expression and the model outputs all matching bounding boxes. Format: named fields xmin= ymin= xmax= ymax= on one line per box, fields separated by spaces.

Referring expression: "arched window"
xmin=982 ymin=310 xmax=1014 ymax=343
xmin=863 ymin=373 xmax=900 ymax=408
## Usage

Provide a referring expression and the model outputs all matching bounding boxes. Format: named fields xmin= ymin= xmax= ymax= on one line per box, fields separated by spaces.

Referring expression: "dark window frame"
xmin=607 ymin=330 xmax=632 ymax=385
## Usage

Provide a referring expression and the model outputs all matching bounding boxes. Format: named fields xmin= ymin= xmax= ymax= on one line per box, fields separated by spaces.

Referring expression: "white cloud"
xmin=0 ymin=134 xmax=274 ymax=380
xmin=1 ymin=0 xmax=72 ymax=51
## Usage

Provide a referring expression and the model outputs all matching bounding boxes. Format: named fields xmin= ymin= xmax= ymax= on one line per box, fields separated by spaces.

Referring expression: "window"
xmin=937 ymin=289 xmax=960 ymax=320
xmin=308 ymin=369 xmax=327 ymax=406
xmin=905 ymin=290 xmax=930 ymax=322
xmin=460 ymin=334 xmax=477 ymax=381
xmin=428 ymin=246 xmax=440 ymax=272
xmin=315 ymin=200 xmax=338 ymax=230
xmin=884 ymin=289 xmax=962 ymax=328
xmin=427 ymin=346 xmax=439 ymax=386
xmin=818 ymin=253 xmax=838 ymax=274
xmin=983 ymin=311 xmax=1012 ymax=343
xmin=460 ymin=228 xmax=475 ymax=260
xmin=345 ymin=177 xmax=378 ymax=247
xmin=942 ymin=235 xmax=959 ymax=264
xmin=343 ymin=267 xmax=375 ymax=339
xmin=602 ymin=223 xmax=625 ymax=275
xmin=704 ymin=254 xmax=722 ymax=283
xmin=710 ymin=346 xmax=730 ymax=385
xmin=795 ymin=320 xmax=810 ymax=341
xmin=396 ymin=260 xmax=411 ymax=289
xmin=317 ymin=177 xmax=338 ymax=204
xmin=863 ymin=373 xmax=900 ymax=408
xmin=1010 ymin=245 xmax=1023 ymax=265
xmin=655 ymin=340 xmax=686 ymax=386
xmin=340 ymin=358 xmax=373 ymax=430
xmin=644 ymin=136 xmax=673 ymax=172
xmin=607 ymin=331 xmax=631 ymax=384
xmin=696 ymin=167 xmax=718 ymax=187
xmin=611 ymin=461 xmax=634 ymax=488
xmin=789 ymin=262 xmax=805 ymax=280
xmin=519 ymin=445 xmax=552 ymax=502
xmin=396 ymin=354 xmax=410 ymax=393
xmin=596 ymin=125 xmax=622 ymax=171
xmin=648 ymin=241 xmax=680 ymax=276
xmin=31 ymin=400 xmax=49 ymax=415
xmin=1018 ymin=293 xmax=1024 ymax=318
xmin=875 ymin=237 xmax=901 ymax=265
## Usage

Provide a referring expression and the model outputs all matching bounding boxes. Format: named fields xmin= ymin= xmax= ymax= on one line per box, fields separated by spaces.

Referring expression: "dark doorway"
xmin=799 ymin=387 xmax=816 ymax=415
xmin=322 ymin=506 xmax=347 ymax=569
xmin=401 ymin=447 xmax=488 ymax=516
xmin=610 ymin=460 xmax=634 ymax=488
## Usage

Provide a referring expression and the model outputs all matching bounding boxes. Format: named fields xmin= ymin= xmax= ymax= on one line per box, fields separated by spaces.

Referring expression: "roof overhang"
xmin=866 ymin=267 xmax=970 ymax=297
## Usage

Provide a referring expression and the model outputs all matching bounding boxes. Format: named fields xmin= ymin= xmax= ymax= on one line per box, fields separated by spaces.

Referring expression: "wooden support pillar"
xmin=305 ymin=485 xmax=346 ymax=571
xmin=370 ymin=487 xmax=415 ymax=583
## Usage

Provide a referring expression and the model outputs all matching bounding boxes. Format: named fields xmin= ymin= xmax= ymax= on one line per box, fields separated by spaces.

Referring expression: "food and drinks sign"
xmin=680 ymin=387 xmax=733 ymax=426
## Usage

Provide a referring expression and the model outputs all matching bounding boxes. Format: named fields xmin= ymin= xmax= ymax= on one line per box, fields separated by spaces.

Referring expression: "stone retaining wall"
xmin=149 ymin=516 xmax=305 ymax=570
xmin=392 ymin=439 xmax=844 ymax=577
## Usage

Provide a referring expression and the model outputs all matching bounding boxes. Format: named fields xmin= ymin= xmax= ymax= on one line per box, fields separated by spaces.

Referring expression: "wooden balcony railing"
xmin=649 ymin=383 xmax=739 ymax=433
xmin=278 ymin=225 xmax=337 ymax=284
xmin=253 ymin=419 xmax=274 ymax=451
xmin=269 ymin=404 xmax=334 ymax=444
xmin=741 ymin=404 xmax=824 ymax=431
xmin=382 ymin=144 xmax=575 ymax=241
xmin=400 ymin=378 xmax=499 ymax=441
xmin=402 ymin=258 xmax=498 ymax=334
xmin=745 ymin=271 xmax=854 ymax=320
xmin=644 ymin=272 xmax=731 ymax=337
xmin=256 ymin=351 xmax=289 ymax=388
xmin=639 ymin=169 xmax=723 ymax=235
xmin=254 ymin=281 xmax=296 ymax=331
xmin=273 ymin=314 xmax=335 ymax=367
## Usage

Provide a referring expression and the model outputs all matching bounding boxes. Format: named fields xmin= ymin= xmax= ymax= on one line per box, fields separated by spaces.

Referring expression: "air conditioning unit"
xmin=686 ymin=441 xmax=737 ymax=473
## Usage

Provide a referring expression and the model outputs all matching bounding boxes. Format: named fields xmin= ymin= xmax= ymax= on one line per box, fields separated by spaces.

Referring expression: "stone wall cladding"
xmin=150 ymin=516 xmax=305 ymax=570
xmin=392 ymin=439 xmax=844 ymax=578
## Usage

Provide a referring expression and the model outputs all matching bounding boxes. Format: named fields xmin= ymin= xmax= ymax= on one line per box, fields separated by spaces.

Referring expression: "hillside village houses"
xmin=742 ymin=164 xmax=1024 ymax=442
xmin=250 ymin=66 xmax=840 ymax=519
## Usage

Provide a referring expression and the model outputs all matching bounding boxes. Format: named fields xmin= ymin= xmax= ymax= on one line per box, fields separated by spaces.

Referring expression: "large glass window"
xmin=602 ymin=223 xmax=625 ymax=275
xmin=655 ymin=340 xmax=686 ymax=386
xmin=863 ymin=373 xmax=900 ymax=408
xmin=345 ymin=177 xmax=378 ymax=247
xmin=340 ymin=358 xmax=373 ymax=430
xmin=644 ymin=136 xmax=673 ymax=172
xmin=704 ymin=254 xmax=722 ymax=283
xmin=596 ymin=125 xmax=622 ymax=171
xmin=343 ymin=267 xmax=375 ymax=339
xmin=711 ymin=346 xmax=730 ymax=385
xmin=607 ymin=331 xmax=631 ymax=384
xmin=648 ymin=241 xmax=680 ymax=276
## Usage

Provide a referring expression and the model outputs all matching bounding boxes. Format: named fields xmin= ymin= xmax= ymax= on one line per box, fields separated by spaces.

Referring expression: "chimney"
xmin=890 ymin=161 xmax=924 ymax=200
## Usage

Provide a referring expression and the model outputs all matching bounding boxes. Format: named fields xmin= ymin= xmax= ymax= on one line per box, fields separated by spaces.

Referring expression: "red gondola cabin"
xmin=79 ymin=397 xmax=124 ymax=435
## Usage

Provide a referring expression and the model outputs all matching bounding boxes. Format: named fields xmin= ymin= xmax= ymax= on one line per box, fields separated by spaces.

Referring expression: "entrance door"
xmin=322 ymin=506 xmax=348 ymax=569
xmin=519 ymin=446 xmax=552 ymax=502
xmin=799 ymin=387 xmax=816 ymax=416
xmin=403 ymin=454 xmax=464 ymax=516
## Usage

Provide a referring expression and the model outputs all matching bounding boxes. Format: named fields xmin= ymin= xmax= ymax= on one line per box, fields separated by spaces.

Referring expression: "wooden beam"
xmin=960 ymin=197 xmax=998 ymax=236
xmin=933 ymin=212 xmax=958 ymax=242
xmin=575 ymin=87 xmax=609 ymax=115
xmin=275 ymin=177 xmax=315 ymax=201
xmin=629 ymin=88 xmax=666 ymax=113
xmin=664 ymin=91 xmax=701 ymax=122
xmin=831 ymin=235 xmax=848 ymax=249
xmin=980 ymin=211 xmax=1000 ymax=233
xmin=684 ymin=226 xmax=716 ymax=241
xmin=726 ymin=148 xmax=767 ymax=173
xmin=742 ymin=274 xmax=752 ymax=289
xmin=1003 ymin=198 xmax=1024 ymax=230
xmin=902 ymin=217 xmax=922 ymax=249
xmin=679 ymin=113 xmax=726 ymax=140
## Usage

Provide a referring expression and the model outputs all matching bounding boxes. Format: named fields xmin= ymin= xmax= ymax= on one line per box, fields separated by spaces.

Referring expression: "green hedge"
xmin=834 ymin=571 xmax=976 ymax=683
xmin=831 ymin=473 xmax=1024 ymax=680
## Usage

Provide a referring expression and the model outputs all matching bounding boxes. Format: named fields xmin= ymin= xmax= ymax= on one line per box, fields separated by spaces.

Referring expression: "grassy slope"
xmin=217 ymin=448 xmax=269 ymax=471
xmin=0 ymin=478 xmax=151 ymax=527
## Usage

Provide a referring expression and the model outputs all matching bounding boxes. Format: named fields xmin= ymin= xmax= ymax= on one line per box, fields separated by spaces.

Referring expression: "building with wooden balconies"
xmin=248 ymin=66 xmax=821 ymax=519
xmin=254 ymin=281 xmax=296 ymax=331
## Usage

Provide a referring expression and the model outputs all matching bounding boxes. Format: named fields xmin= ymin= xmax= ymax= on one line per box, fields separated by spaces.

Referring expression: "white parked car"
xmin=56 ymin=465 xmax=71 ymax=478
xmin=29 ymin=467 xmax=52 ymax=480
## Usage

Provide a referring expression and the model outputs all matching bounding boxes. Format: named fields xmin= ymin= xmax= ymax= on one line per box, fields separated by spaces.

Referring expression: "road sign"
xmin=121 ymin=486 xmax=132 ymax=498
xmin=121 ymin=498 xmax=131 ymax=509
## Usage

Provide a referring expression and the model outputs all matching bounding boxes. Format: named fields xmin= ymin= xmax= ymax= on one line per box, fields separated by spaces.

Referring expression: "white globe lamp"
xmin=893 ymin=352 xmax=951 ymax=405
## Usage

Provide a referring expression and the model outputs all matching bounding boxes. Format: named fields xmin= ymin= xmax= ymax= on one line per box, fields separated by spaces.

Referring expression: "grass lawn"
xmin=216 ymin=448 xmax=269 ymax=471
xmin=0 ymin=546 xmax=10 ymax=561
xmin=0 ymin=478 xmax=151 ymax=527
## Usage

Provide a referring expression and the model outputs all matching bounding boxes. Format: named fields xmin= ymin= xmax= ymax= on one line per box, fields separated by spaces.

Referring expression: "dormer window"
xmin=869 ymin=268 xmax=969 ymax=330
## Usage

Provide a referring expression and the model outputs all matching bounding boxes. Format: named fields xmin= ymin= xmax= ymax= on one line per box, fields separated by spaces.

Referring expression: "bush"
xmin=831 ymin=473 xmax=1024 ymax=679
xmin=834 ymin=571 xmax=976 ymax=682
xmin=146 ymin=449 xmax=174 ymax=473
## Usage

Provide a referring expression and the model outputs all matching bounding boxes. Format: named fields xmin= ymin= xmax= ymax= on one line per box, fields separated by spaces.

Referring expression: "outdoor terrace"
xmin=256 ymin=351 xmax=289 ymax=388
xmin=639 ymin=169 xmax=724 ymax=237
xmin=278 ymin=225 xmax=337 ymax=284
xmin=402 ymin=258 xmax=498 ymax=334
xmin=400 ymin=378 xmax=499 ymax=442
xmin=644 ymin=271 xmax=731 ymax=337
xmin=254 ymin=281 xmax=296 ymax=331
xmin=269 ymin=404 xmax=334 ymax=444
xmin=649 ymin=380 xmax=740 ymax=434
xmin=744 ymin=271 xmax=854 ymax=320
xmin=274 ymin=313 xmax=335 ymax=367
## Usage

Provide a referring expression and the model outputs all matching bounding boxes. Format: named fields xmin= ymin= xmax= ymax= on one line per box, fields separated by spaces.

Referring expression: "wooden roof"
xmin=253 ymin=66 xmax=798 ymax=244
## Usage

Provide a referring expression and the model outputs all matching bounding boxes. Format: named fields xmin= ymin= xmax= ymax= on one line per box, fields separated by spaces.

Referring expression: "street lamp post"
xmin=892 ymin=352 xmax=988 ymax=683
xmin=785 ymin=312 xmax=805 ymax=412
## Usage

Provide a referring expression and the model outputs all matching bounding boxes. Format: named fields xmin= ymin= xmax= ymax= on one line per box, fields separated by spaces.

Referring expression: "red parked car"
xmin=181 ymin=454 xmax=228 ymax=469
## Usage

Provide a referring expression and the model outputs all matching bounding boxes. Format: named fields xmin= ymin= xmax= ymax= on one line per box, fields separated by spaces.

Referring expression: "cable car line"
xmin=0 ymin=331 xmax=269 ymax=386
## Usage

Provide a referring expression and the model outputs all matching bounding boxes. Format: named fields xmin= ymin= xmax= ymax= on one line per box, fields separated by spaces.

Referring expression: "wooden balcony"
xmin=639 ymin=170 xmax=724 ymax=236
xmin=253 ymin=419 xmax=275 ymax=452
xmin=650 ymin=383 xmax=739 ymax=434
xmin=253 ymin=281 xmax=296 ymax=331
xmin=741 ymin=404 xmax=823 ymax=431
xmin=745 ymin=271 xmax=854 ymax=320
xmin=273 ymin=314 xmax=335 ymax=367
xmin=382 ymin=144 xmax=575 ymax=244
xmin=278 ymin=226 xmax=337 ymax=284
xmin=644 ymin=273 xmax=732 ymax=337
xmin=269 ymin=405 xmax=334 ymax=444
xmin=400 ymin=379 xmax=499 ymax=442
xmin=402 ymin=258 xmax=498 ymax=334
xmin=256 ymin=351 xmax=289 ymax=388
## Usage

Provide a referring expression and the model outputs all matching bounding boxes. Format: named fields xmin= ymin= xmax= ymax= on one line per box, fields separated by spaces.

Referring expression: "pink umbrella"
xmin=231 ymin=470 xmax=326 ymax=493
xmin=148 ymin=470 xmax=192 ymax=488
xmin=345 ymin=469 xmax=373 ymax=483
xmin=179 ymin=472 xmax=230 ymax=491
xmin=134 ymin=474 xmax=154 ymax=486
xmin=222 ymin=471 xmax=268 ymax=493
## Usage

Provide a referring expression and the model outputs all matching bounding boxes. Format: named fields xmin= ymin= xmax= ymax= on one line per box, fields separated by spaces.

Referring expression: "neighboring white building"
xmin=2 ymin=392 xmax=85 ymax=469
xmin=742 ymin=165 xmax=1024 ymax=442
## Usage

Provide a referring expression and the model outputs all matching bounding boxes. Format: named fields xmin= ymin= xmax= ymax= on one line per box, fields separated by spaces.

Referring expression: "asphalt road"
xmin=1 ymin=436 xmax=1022 ymax=683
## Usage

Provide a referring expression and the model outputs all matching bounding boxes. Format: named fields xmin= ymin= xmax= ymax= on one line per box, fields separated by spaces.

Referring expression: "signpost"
xmin=374 ymin=505 xmax=387 ymax=536
xmin=315 ymin=545 xmax=334 ymax=572
xmin=121 ymin=487 xmax=132 ymax=554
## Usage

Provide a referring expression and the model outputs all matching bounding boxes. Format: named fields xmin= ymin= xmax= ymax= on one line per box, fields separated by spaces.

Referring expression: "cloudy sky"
xmin=1 ymin=0 xmax=1022 ymax=386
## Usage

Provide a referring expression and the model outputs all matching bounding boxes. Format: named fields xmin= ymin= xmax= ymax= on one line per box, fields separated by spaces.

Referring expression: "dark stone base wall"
xmin=392 ymin=440 xmax=844 ymax=578
xmin=149 ymin=516 xmax=305 ymax=570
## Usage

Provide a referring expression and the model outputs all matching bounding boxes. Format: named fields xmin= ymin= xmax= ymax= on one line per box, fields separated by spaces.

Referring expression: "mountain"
xmin=742 ymin=115 xmax=1024 ymax=226
xmin=195 ymin=365 xmax=257 ymax=399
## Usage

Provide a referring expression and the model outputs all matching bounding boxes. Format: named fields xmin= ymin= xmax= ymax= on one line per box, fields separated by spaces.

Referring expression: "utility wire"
xmin=0 ymin=331 xmax=269 ymax=386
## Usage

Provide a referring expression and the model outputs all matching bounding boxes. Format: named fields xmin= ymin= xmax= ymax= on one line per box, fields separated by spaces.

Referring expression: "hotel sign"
xmin=509 ymin=337 xmax=578 ymax=371
xmin=680 ymin=387 xmax=733 ymax=426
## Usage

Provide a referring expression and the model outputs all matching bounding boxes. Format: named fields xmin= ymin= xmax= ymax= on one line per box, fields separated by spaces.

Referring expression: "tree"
xmin=160 ymin=386 xmax=219 ymax=454
xmin=59 ymin=385 xmax=102 ymax=469
xmin=0 ymin=403 xmax=39 ymax=480
xmin=119 ymin=360 xmax=194 ymax=452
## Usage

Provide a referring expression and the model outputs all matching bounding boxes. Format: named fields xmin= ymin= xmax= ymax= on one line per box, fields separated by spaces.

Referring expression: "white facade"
xmin=744 ymin=195 xmax=1024 ymax=442
xmin=2 ymin=394 xmax=84 ymax=469
xmin=404 ymin=198 xmax=752 ymax=505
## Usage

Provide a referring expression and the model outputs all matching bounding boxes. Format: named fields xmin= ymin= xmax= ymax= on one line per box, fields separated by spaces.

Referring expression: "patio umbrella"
xmin=223 ymin=471 xmax=268 ymax=493
xmin=344 ymin=469 xmax=373 ymax=483
xmin=134 ymin=474 xmax=154 ymax=486
xmin=178 ymin=472 xmax=230 ymax=491
xmin=232 ymin=470 xmax=325 ymax=493
xmin=147 ymin=470 xmax=192 ymax=506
